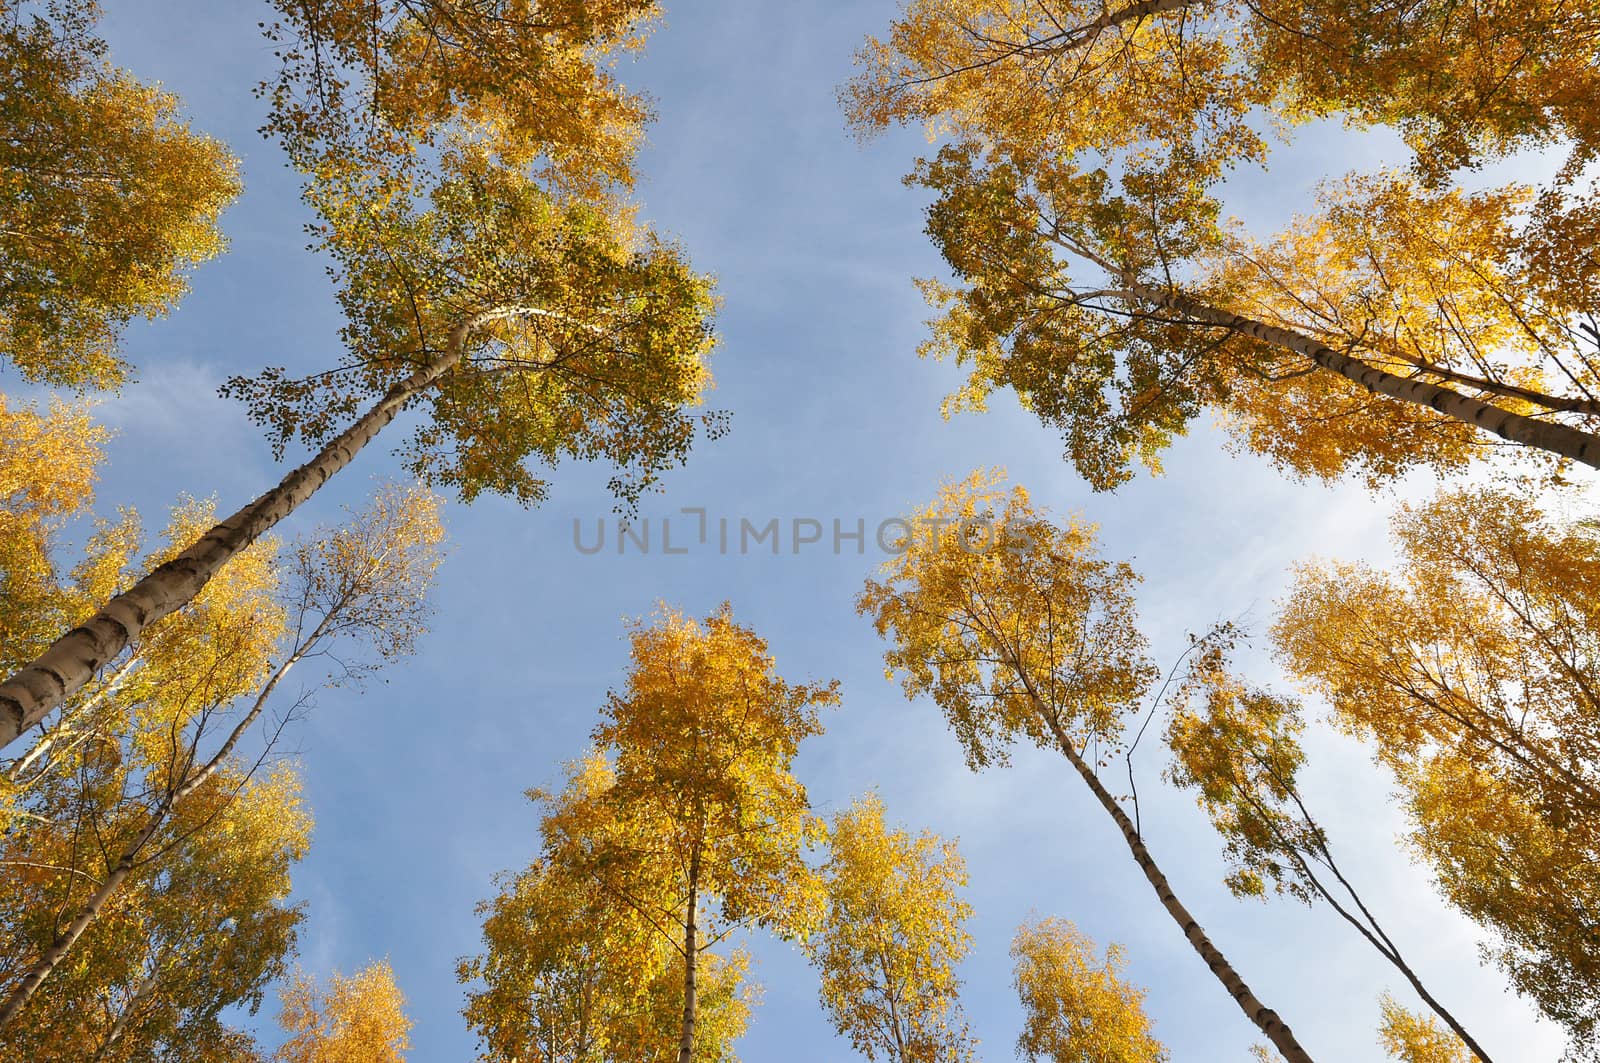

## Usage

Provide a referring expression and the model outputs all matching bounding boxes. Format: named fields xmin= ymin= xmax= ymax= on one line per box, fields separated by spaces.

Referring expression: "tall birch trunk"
xmin=0 ymin=616 xmax=321 ymax=1030
xmin=0 ymin=307 xmax=522 ymax=751
xmin=1127 ymin=283 xmax=1600 ymax=471
xmin=1025 ymin=694 xmax=1316 ymax=1063
xmin=6 ymin=656 xmax=139 ymax=790
xmin=678 ymin=846 xmax=701 ymax=1063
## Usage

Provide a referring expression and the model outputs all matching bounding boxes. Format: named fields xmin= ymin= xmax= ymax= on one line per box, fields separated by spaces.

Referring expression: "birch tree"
xmin=1378 ymin=994 xmax=1478 ymax=1063
xmin=0 ymin=484 xmax=443 ymax=1031
xmin=1 ymin=493 xmax=283 ymax=830
xmin=1163 ymin=661 xmax=1489 ymax=1058
xmin=857 ymin=471 xmax=1314 ymax=1062
xmin=1275 ymin=488 xmax=1600 ymax=1054
xmin=0 ymin=0 xmax=722 ymax=749
xmin=275 ymin=961 xmax=412 ymax=1063
xmin=542 ymin=607 xmax=837 ymax=1063
xmin=844 ymin=0 xmax=1600 ymax=491
xmin=808 ymin=793 xmax=977 ymax=1063
xmin=462 ymin=856 xmax=636 ymax=1062
xmin=461 ymin=777 xmax=754 ymax=1063
xmin=1011 ymin=916 xmax=1167 ymax=1063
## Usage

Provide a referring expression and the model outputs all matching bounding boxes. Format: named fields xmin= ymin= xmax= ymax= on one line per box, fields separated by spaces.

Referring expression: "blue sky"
xmin=60 ymin=2 xmax=1573 ymax=1060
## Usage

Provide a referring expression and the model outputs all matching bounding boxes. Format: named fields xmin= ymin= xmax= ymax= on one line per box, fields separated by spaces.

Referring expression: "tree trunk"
xmin=1026 ymin=0 xmax=1201 ymax=52
xmin=91 ymin=961 xmax=161 ymax=1062
xmin=1036 ymin=708 xmax=1317 ymax=1063
xmin=879 ymin=954 xmax=909 ymax=1062
xmin=6 ymin=655 xmax=139 ymax=789
xmin=1129 ymin=283 xmax=1600 ymax=471
xmin=678 ymin=846 xmax=701 ymax=1063
xmin=0 ymin=833 xmax=144 ymax=1030
xmin=1073 ymin=0 xmax=1199 ymax=41
xmin=0 ymin=307 xmax=524 ymax=751
xmin=1296 ymin=832 xmax=1492 ymax=1061
xmin=1332 ymin=888 xmax=1491 ymax=1060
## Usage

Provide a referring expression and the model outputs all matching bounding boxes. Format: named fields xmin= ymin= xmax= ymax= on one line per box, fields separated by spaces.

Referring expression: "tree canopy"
xmin=843 ymin=0 xmax=1600 ymax=488
xmin=809 ymin=792 xmax=978 ymax=1063
xmin=0 ymin=0 xmax=238 ymax=389
xmin=3 ymin=1 xmax=1598 ymax=1060
xmin=1011 ymin=916 xmax=1167 ymax=1063
xmin=1276 ymin=487 xmax=1600 ymax=1051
